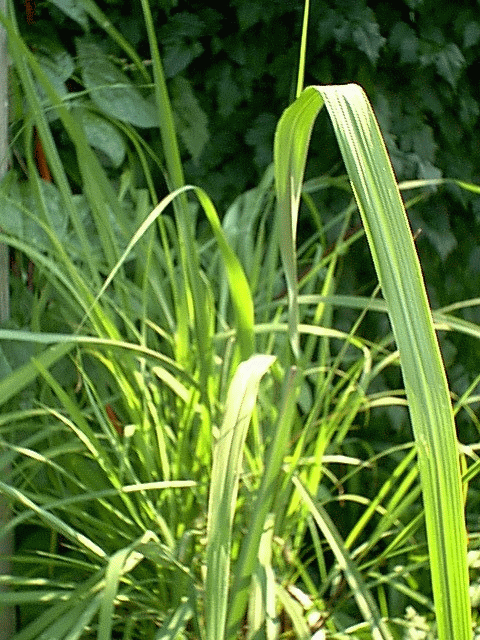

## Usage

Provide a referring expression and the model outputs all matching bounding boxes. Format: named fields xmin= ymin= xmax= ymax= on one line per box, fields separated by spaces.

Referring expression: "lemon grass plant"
xmin=274 ymin=83 xmax=473 ymax=640
xmin=1 ymin=0 xmax=480 ymax=638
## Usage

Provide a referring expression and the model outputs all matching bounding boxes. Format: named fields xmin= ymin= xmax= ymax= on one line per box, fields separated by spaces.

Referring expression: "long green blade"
xmin=292 ymin=476 xmax=394 ymax=640
xmin=274 ymin=83 xmax=471 ymax=640
xmin=205 ymin=354 xmax=275 ymax=640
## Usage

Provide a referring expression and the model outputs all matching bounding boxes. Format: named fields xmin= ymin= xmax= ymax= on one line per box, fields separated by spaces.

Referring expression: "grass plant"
xmin=0 ymin=0 xmax=479 ymax=639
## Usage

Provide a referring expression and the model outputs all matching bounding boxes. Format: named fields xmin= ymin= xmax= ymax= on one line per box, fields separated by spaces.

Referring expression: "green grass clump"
xmin=1 ymin=1 xmax=479 ymax=639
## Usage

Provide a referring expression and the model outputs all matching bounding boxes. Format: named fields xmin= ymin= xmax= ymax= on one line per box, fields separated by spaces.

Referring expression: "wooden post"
xmin=0 ymin=0 xmax=8 ymax=323
xmin=0 ymin=0 xmax=15 ymax=636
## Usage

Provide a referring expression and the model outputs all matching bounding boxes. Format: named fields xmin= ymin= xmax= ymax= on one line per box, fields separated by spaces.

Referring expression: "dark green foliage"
xmin=6 ymin=0 xmax=480 ymax=437
xmin=20 ymin=1 xmax=477 ymax=193
xmin=27 ymin=1 xmax=479 ymax=241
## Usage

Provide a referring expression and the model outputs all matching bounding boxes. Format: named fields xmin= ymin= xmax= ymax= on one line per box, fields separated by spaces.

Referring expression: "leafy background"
xmin=20 ymin=3 xmax=476 ymax=468
xmin=23 ymin=0 xmax=480 ymax=272
xmin=4 ymin=0 xmax=479 ymax=434
xmin=27 ymin=0 xmax=480 ymax=409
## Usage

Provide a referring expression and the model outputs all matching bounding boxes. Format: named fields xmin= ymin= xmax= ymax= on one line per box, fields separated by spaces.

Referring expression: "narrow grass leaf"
xmin=226 ymin=366 xmax=299 ymax=640
xmin=295 ymin=0 xmax=310 ymax=99
xmin=195 ymin=187 xmax=255 ymax=359
xmin=139 ymin=0 xmax=212 ymax=390
xmin=97 ymin=536 xmax=150 ymax=640
xmin=0 ymin=482 xmax=106 ymax=560
xmin=154 ymin=598 xmax=194 ymax=640
xmin=86 ymin=185 xmax=254 ymax=360
xmin=319 ymin=83 xmax=471 ymax=640
xmin=205 ymin=354 xmax=275 ymax=640
xmin=274 ymin=88 xmax=323 ymax=359
xmin=274 ymin=584 xmax=311 ymax=640
xmin=274 ymin=83 xmax=471 ymax=640
xmin=5 ymin=577 xmax=103 ymax=640
xmin=0 ymin=342 xmax=74 ymax=407
xmin=97 ymin=548 xmax=133 ymax=640
xmin=292 ymin=476 xmax=394 ymax=640
xmin=247 ymin=513 xmax=279 ymax=640
xmin=63 ymin=595 xmax=103 ymax=640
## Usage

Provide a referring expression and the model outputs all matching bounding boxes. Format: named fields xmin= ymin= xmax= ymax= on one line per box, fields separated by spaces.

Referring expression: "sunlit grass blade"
xmin=205 ymin=354 xmax=275 ymax=640
xmin=195 ymin=188 xmax=255 ymax=360
xmin=274 ymin=83 xmax=471 ymax=640
xmin=0 ymin=571 xmax=104 ymax=640
xmin=139 ymin=0 xmax=216 ymax=394
xmin=275 ymin=585 xmax=311 ymax=640
xmin=0 ymin=482 xmax=106 ymax=560
xmin=275 ymin=89 xmax=322 ymax=360
xmin=295 ymin=0 xmax=309 ymax=99
xmin=97 ymin=533 xmax=153 ymax=640
xmin=226 ymin=366 xmax=299 ymax=639
xmin=86 ymin=184 xmax=255 ymax=361
xmin=0 ymin=341 xmax=74 ymax=406
xmin=292 ymin=476 xmax=395 ymax=640
xmin=247 ymin=513 xmax=278 ymax=640
xmin=319 ymin=83 xmax=471 ymax=640
xmin=155 ymin=598 xmax=194 ymax=640
xmin=344 ymin=445 xmax=418 ymax=551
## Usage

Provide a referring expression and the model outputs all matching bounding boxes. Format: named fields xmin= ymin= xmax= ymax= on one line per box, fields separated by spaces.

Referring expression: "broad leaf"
xmin=47 ymin=0 xmax=89 ymax=30
xmin=77 ymin=40 xmax=158 ymax=128
xmin=78 ymin=108 xmax=127 ymax=168
xmin=170 ymin=76 xmax=209 ymax=163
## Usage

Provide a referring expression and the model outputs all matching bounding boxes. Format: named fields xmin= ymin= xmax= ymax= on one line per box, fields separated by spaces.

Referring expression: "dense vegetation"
xmin=1 ymin=0 xmax=480 ymax=638
xmin=13 ymin=0 xmax=480 ymax=399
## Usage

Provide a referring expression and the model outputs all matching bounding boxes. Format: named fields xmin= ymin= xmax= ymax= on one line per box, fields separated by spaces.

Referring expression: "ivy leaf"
xmin=333 ymin=7 xmax=385 ymax=64
xmin=413 ymin=124 xmax=437 ymax=163
xmin=417 ymin=158 xmax=442 ymax=182
xmin=47 ymin=0 xmax=89 ymax=30
xmin=459 ymin=95 xmax=480 ymax=128
xmin=317 ymin=8 xmax=342 ymax=48
xmin=159 ymin=11 xmax=205 ymax=77
xmin=216 ymin=64 xmax=243 ymax=118
xmin=37 ymin=46 xmax=74 ymax=101
xmin=390 ymin=22 xmax=419 ymax=64
xmin=171 ymin=77 xmax=209 ymax=163
xmin=463 ymin=21 xmax=480 ymax=48
xmin=28 ymin=36 xmax=74 ymax=105
xmin=245 ymin=113 xmax=276 ymax=168
xmin=78 ymin=108 xmax=127 ymax=168
xmin=163 ymin=40 xmax=204 ymax=78
xmin=352 ymin=19 xmax=386 ymax=64
xmin=77 ymin=40 xmax=158 ymax=128
xmin=236 ymin=1 xmax=264 ymax=31
xmin=434 ymin=43 xmax=465 ymax=87
xmin=0 ymin=174 xmax=68 ymax=250
xmin=420 ymin=41 xmax=465 ymax=87
xmin=158 ymin=12 xmax=204 ymax=39
xmin=410 ymin=205 xmax=457 ymax=262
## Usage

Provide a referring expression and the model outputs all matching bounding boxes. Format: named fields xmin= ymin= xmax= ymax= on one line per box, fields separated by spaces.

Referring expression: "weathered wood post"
xmin=0 ymin=0 xmax=15 ymax=636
